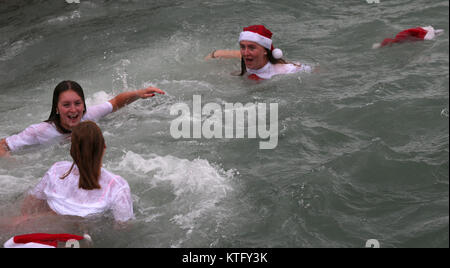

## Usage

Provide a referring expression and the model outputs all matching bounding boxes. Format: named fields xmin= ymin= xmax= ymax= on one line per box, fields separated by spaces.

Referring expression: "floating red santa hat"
xmin=239 ymin=25 xmax=283 ymax=59
xmin=373 ymin=26 xmax=444 ymax=49
xmin=3 ymin=233 xmax=91 ymax=248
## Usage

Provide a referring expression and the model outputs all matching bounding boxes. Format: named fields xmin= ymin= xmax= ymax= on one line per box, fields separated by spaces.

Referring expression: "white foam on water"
xmin=85 ymin=91 xmax=113 ymax=107
xmin=115 ymin=151 xmax=235 ymax=233
xmin=0 ymin=36 xmax=43 ymax=61
xmin=47 ymin=10 xmax=81 ymax=24
xmin=112 ymin=59 xmax=133 ymax=90
xmin=441 ymin=108 xmax=449 ymax=118
xmin=151 ymin=79 xmax=214 ymax=91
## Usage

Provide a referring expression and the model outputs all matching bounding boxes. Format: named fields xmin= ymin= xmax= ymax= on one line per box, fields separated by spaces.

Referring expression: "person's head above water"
xmin=47 ymin=80 xmax=87 ymax=134
xmin=62 ymin=121 xmax=106 ymax=190
xmin=238 ymin=25 xmax=286 ymax=73
xmin=0 ymin=80 xmax=164 ymax=158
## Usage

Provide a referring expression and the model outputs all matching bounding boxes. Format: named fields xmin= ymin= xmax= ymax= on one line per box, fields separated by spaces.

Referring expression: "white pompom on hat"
xmin=239 ymin=25 xmax=284 ymax=59
xmin=272 ymin=48 xmax=283 ymax=59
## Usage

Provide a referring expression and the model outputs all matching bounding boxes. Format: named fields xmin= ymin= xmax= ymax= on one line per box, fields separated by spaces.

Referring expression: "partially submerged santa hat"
xmin=239 ymin=25 xmax=284 ymax=59
xmin=3 ymin=233 xmax=91 ymax=248
xmin=373 ymin=26 xmax=444 ymax=49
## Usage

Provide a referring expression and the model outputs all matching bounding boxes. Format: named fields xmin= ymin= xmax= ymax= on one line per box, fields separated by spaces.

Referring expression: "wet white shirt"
xmin=5 ymin=102 xmax=113 ymax=152
xmin=247 ymin=62 xmax=312 ymax=80
xmin=29 ymin=161 xmax=134 ymax=222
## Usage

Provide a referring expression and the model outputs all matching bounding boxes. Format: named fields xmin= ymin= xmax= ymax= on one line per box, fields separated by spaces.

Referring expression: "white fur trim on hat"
xmin=421 ymin=26 xmax=444 ymax=40
xmin=421 ymin=26 xmax=436 ymax=40
xmin=239 ymin=31 xmax=272 ymax=50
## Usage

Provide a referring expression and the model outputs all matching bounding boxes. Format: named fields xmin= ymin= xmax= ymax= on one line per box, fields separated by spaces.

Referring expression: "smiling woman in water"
xmin=205 ymin=25 xmax=315 ymax=80
xmin=0 ymin=80 xmax=165 ymax=157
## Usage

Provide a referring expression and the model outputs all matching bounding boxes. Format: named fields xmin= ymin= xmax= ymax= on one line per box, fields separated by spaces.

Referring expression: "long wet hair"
xmin=60 ymin=121 xmax=105 ymax=190
xmin=239 ymin=48 xmax=288 ymax=76
xmin=45 ymin=80 xmax=87 ymax=134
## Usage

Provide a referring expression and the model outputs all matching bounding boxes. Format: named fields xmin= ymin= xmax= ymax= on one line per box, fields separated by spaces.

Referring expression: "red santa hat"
xmin=239 ymin=25 xmax=283 ymax=59
xmin=3 ymin=233 xmax=90 ymax=248
xmin=373 ymin=26 xmax=444 ymax=49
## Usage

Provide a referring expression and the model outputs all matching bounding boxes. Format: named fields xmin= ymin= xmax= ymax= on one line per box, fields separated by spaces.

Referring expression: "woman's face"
xmin=240 ymin=41 xmax=269 ymax=70
xmin=57 ymin=90 xmax=85 ymax=131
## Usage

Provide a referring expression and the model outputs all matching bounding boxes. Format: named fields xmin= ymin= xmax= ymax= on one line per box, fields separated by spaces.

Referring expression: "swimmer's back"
xmin=29 ymin=161 xmax=134 ymax=222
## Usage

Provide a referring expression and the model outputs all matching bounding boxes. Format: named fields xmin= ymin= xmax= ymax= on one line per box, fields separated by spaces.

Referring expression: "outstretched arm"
xmin=109 ymin=86 xmax=165 ymax=112
xmin=205 ymin=50 xmax=241 ymax=60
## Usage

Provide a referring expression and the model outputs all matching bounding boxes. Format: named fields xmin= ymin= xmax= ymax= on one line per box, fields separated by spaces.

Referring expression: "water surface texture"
xmin=0 ymin=0 xmax=448 ymax=248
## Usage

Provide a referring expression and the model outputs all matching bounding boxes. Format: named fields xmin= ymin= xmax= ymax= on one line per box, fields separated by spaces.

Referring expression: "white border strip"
xmin=239 ymin=31 xmax=272 ymax=49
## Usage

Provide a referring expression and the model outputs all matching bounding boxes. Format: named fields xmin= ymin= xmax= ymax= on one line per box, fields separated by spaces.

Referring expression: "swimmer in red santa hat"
xmin=205 ymin=25 xmax=316 ymax=81
xmin=372 ymin=26 xmax=444 ymax=49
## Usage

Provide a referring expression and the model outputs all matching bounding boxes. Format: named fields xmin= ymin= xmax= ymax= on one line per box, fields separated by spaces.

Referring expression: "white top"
xmin=5 ymin=101 xmax=113 ymax=152
xmin=29 ymin=161 xmax=134 ymax=222
xmin=247 ymin=62 xmax=312 ymax=80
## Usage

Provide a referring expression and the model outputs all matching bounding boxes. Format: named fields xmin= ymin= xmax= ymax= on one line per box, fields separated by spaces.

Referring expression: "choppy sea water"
xmin=0 ymin=0 xmax=448 ymax=248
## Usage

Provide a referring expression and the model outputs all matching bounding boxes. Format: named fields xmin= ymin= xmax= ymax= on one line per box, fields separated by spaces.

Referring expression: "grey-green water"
xmin=0 ymin=0 xmax=448 ymax=248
